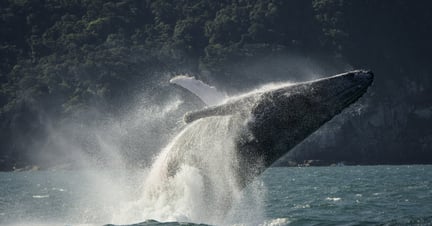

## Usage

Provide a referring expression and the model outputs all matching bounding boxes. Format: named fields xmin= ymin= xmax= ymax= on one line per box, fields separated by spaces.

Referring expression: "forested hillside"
xmin=1 ymin=0 xmax=431 ymax=170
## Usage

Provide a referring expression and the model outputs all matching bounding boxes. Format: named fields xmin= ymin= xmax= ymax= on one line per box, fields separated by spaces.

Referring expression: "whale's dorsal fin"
xmin=170 ymin=75 xmax=227 ymax=106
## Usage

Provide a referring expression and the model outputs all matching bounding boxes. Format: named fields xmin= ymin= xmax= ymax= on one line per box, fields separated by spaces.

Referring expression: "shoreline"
xmin=3 ymin=161 xmax=432 ymax=172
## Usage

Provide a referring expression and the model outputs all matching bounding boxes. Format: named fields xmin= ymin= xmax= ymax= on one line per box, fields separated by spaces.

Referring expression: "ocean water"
xmin=1 ymin=165 xmax=431 ymax=226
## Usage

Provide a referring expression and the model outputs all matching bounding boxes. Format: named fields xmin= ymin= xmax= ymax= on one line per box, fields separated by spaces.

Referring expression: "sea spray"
xmin=37 ymin=96 xmax=190 ymax=224
xmin=113 ymin=114 xmax=266 ymax=225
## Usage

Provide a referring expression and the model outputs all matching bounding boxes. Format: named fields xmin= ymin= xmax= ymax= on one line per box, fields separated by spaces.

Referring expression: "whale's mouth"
xmin=331 ymin=81 xmax=372 ymax=108
xmin=341 ymin=84 xmax=371 ymax=107
xmin=339 ymin=72 xmax=373 ymax=108
xmin=318 ymin=70 xmax=373 ymax=110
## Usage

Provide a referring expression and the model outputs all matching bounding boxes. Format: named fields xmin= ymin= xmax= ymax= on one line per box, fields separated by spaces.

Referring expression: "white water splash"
xmin=113 ymin=115 xmax=266 ymax=225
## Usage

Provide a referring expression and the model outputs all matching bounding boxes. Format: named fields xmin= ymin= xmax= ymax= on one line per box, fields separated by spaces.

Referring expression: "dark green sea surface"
xmin=0 ymin=165 xmax=431 ymax=226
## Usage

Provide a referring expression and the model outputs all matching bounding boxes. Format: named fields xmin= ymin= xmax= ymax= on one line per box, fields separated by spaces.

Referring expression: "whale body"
xmin=172 ymin=70 xmax=374 ymax=187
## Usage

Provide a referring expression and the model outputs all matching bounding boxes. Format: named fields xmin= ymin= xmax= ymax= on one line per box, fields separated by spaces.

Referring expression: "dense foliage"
xmin=0 ymin=0 xmax=431 ymax=169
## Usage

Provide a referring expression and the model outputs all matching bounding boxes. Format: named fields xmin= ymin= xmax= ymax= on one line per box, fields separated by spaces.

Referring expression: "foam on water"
xmin=113 ymin=114 xmax=266 ymax=225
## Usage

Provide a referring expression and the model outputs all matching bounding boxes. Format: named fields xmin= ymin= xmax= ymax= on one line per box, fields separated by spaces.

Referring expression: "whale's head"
xmin=312 ymin=70 xmax=373 ymax=113
xmin=242 ymin=70 xmax=374 ymax=167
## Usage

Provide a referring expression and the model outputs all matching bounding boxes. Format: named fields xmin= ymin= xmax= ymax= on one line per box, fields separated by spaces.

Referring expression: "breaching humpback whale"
xmin=171 ymin=70 xmax=373 ymax=187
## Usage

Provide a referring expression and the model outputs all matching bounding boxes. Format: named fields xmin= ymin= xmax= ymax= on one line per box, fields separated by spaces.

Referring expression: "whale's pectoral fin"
xmin=170 ymin=75 xmax=227 ymax=106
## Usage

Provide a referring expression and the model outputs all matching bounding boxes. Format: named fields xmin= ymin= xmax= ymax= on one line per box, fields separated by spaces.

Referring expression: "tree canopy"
xmin=1 ymin=0 xmax=431 ymax=169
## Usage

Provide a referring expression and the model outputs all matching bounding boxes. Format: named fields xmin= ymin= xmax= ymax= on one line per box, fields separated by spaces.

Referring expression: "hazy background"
xmin=0 ymin=0 xmax=431 ymax=170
